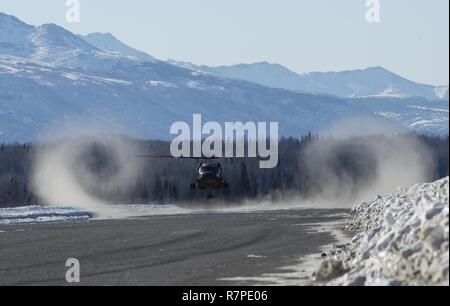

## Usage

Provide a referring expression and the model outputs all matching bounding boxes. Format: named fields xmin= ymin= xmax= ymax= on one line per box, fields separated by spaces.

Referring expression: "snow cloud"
xmin=31 ymin=131 xmax=146 ymax=218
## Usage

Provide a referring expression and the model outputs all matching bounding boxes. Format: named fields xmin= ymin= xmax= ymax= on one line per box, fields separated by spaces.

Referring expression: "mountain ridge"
xmin=75 ymin=30 xmax=448 ymax=101
xmin=81 ymin=32 xmax=156 ymax=62
xmin=167 ymin=60 xmax=448 ymax=101
xmin=0 ymin=12 xmax=448 ymax=143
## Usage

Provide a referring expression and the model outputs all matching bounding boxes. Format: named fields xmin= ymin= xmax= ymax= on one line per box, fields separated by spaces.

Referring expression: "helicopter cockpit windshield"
xmin=199 ymin=164 xmax=222 ymax=176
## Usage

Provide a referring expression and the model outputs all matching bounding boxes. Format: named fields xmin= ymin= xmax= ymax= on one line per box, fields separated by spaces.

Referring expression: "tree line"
xmin=0 ymin=133 xmax=448 ymax=208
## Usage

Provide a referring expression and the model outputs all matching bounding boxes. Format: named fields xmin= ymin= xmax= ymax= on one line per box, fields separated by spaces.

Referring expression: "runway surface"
xmin=0 ymin=208 xmax=350 ymax=286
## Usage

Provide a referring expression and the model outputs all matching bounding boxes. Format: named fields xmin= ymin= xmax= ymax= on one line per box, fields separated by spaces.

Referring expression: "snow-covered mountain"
xmin=0 ymin=52 xmax=378 ymax=142
xmin=354 ymin=96 xmax=449 ymax=136
xmin=169 ymin=61 xmax=448 ymax=101
xmin=0 ymin=12 xmax=448 ymax=143
xmin=434 ymin=85 xmax=449 ymax=100
xmin=81 ymin=32 xmax=156 ymax=62
xmin=0 ymin=12 xmax=35 ymax=58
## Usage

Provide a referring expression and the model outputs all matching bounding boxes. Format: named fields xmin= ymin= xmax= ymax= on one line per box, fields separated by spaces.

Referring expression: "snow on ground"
xmin=0 ymin=205 xmax=92 ymax=224
xmin=112 ymin=204 xmax=191 ymax=217
xmin=314 ymin=177 xmax=449 ymax=286
xmin=0 ymin=204 xmax=193 ymax=224
xmin=0 ymin=203 xmax=329 ymax=225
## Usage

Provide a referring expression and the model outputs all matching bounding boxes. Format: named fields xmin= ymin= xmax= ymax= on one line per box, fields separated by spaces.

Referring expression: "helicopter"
xmin=191 ymin=159 xmax=229 ymax=190
xmin=137 ymin=155 xmax=231 ymax=198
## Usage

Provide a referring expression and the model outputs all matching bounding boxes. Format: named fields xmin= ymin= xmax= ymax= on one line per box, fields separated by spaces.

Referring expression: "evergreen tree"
xmin=239 ymin=162 xmax=251 ymax=196
xmin=152 ymin=173 xmax=163 ymax=202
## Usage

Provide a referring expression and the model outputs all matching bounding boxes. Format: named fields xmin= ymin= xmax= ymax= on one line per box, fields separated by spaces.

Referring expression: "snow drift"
xmin=314 ymin=177 xmax=449 ymax=286
xmin=0 ymin=205 xmax=91 ymax=224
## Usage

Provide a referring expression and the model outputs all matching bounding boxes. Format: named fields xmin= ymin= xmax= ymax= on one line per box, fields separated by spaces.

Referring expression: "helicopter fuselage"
xmin=191 ymin=162 xmax=229 ymax=190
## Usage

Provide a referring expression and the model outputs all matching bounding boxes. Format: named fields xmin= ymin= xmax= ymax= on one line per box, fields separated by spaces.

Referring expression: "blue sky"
xmin=0 ymin=0 xmax=448 ymax=85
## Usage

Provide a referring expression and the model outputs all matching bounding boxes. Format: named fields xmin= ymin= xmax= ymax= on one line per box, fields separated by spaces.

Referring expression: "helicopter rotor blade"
xmin=136 ymin=155 xmax=253 ymax=160
xmin=136 ymin=155 xmax=197 ymax=159
xmin=136 ymin=155 xmax=218 ymax=160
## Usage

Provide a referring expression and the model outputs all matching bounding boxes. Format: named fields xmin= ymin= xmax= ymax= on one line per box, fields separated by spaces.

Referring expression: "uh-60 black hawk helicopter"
xmin=137 ymin=154 xmax=232 ymax=199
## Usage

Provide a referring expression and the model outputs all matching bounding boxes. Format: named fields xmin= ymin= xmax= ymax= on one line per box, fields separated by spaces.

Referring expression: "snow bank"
xmin=0 ymin=205 xmax=92 ymax=224
xmin=314 ymin=177 xmax=449 ymax=286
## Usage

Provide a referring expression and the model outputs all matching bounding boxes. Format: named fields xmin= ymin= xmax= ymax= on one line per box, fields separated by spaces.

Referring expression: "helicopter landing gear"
xmin=190 ymin=183 xmax=207 ymax=190
xmin=191 ymin=183 xmax=215 ymax=200
xmin=190 ymin=180 xmax=229 ymax=200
